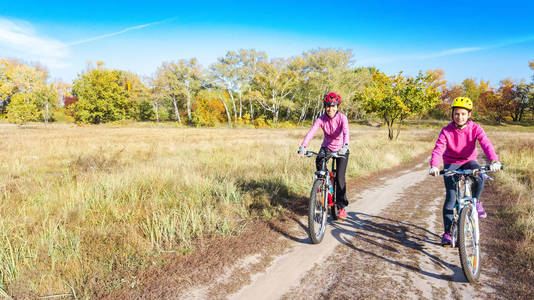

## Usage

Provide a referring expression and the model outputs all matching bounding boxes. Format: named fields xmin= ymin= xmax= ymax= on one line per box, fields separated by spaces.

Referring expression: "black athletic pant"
xmin=442 ymin=160 xmax=484 ymax=233
xmin=315 ymin=146 xmax=349 ymax=209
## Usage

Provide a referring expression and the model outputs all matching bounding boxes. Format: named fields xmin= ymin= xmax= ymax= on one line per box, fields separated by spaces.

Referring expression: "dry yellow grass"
xmin=486 ymin=130 xmax=534 ymax=264
xmin=0 ymin=123 xmax=434 ymax=297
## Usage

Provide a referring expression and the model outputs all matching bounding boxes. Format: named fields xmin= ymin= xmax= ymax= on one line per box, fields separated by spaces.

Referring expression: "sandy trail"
xmin=229 ymin=159 xmax=498 ymax=299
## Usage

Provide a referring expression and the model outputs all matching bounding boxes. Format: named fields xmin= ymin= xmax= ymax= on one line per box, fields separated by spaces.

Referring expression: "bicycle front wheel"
xmin=458 ymin=205 xmax=481 ymax=282
xmin=308 ymin=179 xmax=328 ymax=244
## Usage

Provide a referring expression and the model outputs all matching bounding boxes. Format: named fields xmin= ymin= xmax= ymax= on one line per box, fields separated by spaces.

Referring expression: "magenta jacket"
xmin=301 ymin=112 xmax=349 ymax=152
xmin=430 ymin=120 xmax=498 ymax=167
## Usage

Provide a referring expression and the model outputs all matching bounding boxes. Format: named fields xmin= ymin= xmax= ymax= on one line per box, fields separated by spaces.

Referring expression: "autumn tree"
xmin=478 ymin=91 xmax=507 ymax=124
xmin=209 ymin=51 xmax=244 ymax=126
xmin=510 ymin=82 xmax=532 ymax=122
xmin=0 ymin=59 xmax=15 ymax=115
xmin=236 ymin=49 xmax=268 ymax=122
xmin=286 ymin=48 xmax=369 ymax=123
xmin=33 ymin=87 xmax=58 ymax=123
xmin=191 ymin=89 xmax=228 ymax=126
xmin=72 ymin=64 xmax=131 ymax=124
xmin=478 ymin=80 xmax=516 ymax=124
xmin=252 ymin=58 xmax=297 ymax=124
xmin=119 ymin=71 xmax=153 ymax=120
xmin=152 ymin=59 xmax=203 ymax=124
xmin=358 ymin=71 xmax=440 ymax=140
xmin=0 ymin=59 xmax=49 ymax=116
xmin=153 ymin=62 xmax=181 ymax=123
xmin=429 ymin=84 xmax=463 ymax=120
xmin=6 ymin=92 xmax=38 ymax=124
xmin=460 ymin=78 xmax=490 ymax=119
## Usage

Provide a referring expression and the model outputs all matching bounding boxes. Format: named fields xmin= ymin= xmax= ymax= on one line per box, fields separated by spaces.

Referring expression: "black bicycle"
xmin=440 ymin=165 xmax=501 ymax=282
xmin=304 ymin=150 xmax=345 ymax=244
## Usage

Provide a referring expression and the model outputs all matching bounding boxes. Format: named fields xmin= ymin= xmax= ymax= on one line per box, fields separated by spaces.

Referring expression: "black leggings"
xmin=442 ymin=160 xmax=484 ymax=233
xmin=316 ymin=147 xmax=349 ymax=209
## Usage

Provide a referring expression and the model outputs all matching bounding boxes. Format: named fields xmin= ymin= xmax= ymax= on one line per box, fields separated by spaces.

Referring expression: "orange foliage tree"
xmin=191 ymin=91 xmax=227 ymax=126
xmin=478 ymin=80 xmax=515 ymax=123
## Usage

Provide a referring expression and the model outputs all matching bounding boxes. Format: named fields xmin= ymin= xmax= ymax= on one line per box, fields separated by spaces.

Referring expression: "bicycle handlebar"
xmin=303 ymin=150 xmax=346 ymax=159
xmin=439 ymin=165 xmax=504 ymax=176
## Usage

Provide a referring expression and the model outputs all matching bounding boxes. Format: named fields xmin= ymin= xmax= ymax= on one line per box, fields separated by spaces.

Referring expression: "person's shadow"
xmin=327 ymin=211 xmax=468 ymax=283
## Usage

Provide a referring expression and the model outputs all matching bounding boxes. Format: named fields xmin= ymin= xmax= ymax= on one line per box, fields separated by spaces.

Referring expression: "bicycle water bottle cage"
xmin=315 ymin=170 xmax=327 ymax=178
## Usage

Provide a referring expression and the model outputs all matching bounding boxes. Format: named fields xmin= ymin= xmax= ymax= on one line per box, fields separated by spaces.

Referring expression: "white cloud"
xmin=0 ymin=17 xmax=70 ymax=67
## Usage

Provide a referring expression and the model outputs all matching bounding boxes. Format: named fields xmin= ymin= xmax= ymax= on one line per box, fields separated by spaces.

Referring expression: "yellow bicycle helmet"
xmin=451 ymin=97 xmax=473 ymax=110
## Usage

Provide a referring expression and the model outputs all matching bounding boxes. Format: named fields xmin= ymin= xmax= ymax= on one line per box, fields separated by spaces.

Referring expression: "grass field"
xmin=0 ymin=123 xmax=435 ymax=297
xmin=487 ymin=130 xmax=534 ymax=265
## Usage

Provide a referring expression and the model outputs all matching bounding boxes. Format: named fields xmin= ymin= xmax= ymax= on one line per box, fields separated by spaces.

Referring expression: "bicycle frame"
xmin=451 ymin=173 xmax=480 ymax=248
xmin=314 ymin=153 xmax=337 ymax=207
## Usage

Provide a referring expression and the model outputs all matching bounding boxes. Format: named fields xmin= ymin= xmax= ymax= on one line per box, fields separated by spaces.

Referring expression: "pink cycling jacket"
xmin=430 ymin=120 xmax=499 ymax=167
xmin=301 ymin=112 xmax=349 ymax=152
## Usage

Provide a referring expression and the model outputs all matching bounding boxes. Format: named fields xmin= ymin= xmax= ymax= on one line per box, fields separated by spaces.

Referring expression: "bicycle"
xmin=304 ymin=150 xmax=346 ymax=244
xmin=440 ymin=165 xmax=501 ymax=282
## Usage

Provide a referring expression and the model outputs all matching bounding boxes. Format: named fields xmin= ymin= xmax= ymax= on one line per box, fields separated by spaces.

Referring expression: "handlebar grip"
xmin=439 ymin=170 xmax=446 ymax=175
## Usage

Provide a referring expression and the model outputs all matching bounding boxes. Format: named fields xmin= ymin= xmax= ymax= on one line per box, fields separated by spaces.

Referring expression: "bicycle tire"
xmin=308 ymin=179 xmax=328 ymax=244
xmin=458 ymin=205 xmax=481 ymax=282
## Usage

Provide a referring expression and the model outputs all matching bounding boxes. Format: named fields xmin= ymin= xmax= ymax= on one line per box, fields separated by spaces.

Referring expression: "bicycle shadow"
xmin=328 ymin=211 xmax=468 ymax=283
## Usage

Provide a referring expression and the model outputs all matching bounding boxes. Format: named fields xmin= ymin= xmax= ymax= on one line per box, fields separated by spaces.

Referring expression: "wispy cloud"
xmin=0 ymin=17 xmax=70 ymax=67
xmin=67 ymin=17 xmax=175 ymax=46
xmin=0 ymin=17 xmax=175 ymax=69
xmin=360 ymin=35 xmax=534 ymax=65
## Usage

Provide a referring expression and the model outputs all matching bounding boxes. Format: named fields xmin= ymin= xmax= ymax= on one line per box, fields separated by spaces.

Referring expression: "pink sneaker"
xmin=476 ymin=202 xmax=487 ymax=218
xmin=441 ymin=232 xmax=452 ymax=247
xmin=337 ymin=208 xmax=347 ymax=220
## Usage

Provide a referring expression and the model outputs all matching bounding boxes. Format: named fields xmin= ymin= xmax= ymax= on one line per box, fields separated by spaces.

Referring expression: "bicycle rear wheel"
xmin=308 ymin=179 xmax=328 ymax=244
xmin=458 ymin=205 xmax=481 ymax=282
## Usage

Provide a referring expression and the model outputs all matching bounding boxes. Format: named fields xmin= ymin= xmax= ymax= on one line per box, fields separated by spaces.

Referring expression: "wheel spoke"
xmin=459 ymin=205 xmax=481 ymax=281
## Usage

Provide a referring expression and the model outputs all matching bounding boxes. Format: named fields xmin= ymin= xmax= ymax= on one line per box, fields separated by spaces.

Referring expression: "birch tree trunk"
xmin=219 ymin=96 xmax=232 ymax=127
xmin=186 ymin=93 xmax=191 ymax=124
xmin=172 ymin=96 xmax=181 ymax=123
xmin=152 ymin=101 xmax=160 ymax=122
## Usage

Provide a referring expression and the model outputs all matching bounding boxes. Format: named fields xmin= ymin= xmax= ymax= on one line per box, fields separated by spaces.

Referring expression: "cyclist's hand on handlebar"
xmin=298 ymin=146 xmax=306 ymax=157
xmin=490 ymin=161 xmax=502 ymax=172
xmin=429 ymin=166 xmax=440 ymax=177
xmin=338 ymin=143 xmax=349 ymax=155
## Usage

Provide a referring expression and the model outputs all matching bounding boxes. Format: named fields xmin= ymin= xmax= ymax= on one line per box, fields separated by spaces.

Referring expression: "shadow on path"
xmin=328 ymin=211 xmax=467 ymax=283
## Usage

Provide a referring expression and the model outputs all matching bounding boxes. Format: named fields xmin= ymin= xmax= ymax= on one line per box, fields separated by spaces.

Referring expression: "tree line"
xmin=1 ymin=49 xmax=533 ymax=133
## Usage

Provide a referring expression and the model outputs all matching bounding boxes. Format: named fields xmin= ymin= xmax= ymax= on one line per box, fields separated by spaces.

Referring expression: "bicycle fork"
xmin=470 ymin=200 xmax=480 ymax=246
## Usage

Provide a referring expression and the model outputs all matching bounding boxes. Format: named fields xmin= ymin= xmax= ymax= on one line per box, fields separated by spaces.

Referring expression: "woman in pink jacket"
xmin=429 ymin=97 xmax=502 ymax=246
xmin=298 ymin=92 xmax=350 ymax=220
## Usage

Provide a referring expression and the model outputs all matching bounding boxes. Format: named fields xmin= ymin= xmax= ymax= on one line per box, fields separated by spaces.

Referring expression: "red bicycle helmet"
xmin=323 ymin=92 xmax=342 ymax=106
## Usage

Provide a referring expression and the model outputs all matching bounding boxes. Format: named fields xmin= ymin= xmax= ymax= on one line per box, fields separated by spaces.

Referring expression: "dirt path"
xmin=111 ymin=156 xmax=505 ymax=299
xmin=228 ymin=159 xmax=500 ymax=299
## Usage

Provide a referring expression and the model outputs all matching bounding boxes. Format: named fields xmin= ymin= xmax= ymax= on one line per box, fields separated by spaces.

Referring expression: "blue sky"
xmin=1 ymin=0 xmax=533 ymax=86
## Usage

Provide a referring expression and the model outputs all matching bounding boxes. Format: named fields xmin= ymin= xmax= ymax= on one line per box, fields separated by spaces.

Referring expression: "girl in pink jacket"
xmin=299 ymin=92 xmax=350 ymax=219
xmin=429 ymin=97 xmax=502 ymax=246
